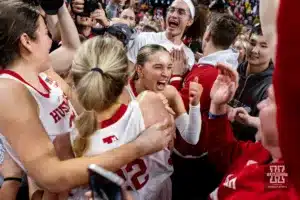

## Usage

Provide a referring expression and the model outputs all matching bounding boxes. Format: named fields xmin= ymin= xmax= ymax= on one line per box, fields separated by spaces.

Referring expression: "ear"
xmin=187 ymin=18 xmax=194 ymax=27
xmin=136 ymin=64 xmax=144 ymax=78
xmin=19 ymin=33 xmax=34 ymax=53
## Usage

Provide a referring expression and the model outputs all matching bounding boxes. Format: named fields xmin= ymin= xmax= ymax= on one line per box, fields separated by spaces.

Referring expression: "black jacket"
xmin=230 ymin=61 xmax=274 ymax=141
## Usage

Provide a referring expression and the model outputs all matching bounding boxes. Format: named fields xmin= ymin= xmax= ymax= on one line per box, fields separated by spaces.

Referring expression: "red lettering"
xmin=116 ymin=159 xmax=149 ymax=191
xmin=58 ymin=99 xmax=70 ymax=113
xmin=50 ymin=110 xmax=61 ymax=123
xmin=69 ymin=111 xmax=75 ymax=128
xmin=56 ymin=108 xmax=66 ymax=117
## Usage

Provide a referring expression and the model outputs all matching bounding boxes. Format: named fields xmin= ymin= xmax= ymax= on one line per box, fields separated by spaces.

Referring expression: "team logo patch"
xmin=45 ymin=77 xmax=59 ymax=88
xmin=264 ymin=163 xmax=288 ymax=190
xmin=103 ymin=135 xmax=119 ymax=144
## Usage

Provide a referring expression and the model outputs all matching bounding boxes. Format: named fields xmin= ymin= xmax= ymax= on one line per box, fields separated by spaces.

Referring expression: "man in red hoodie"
xmin=206 ymin=63 xmax=298 ymax=200
xmin=170 ymin=13 xmax=241 ymax=199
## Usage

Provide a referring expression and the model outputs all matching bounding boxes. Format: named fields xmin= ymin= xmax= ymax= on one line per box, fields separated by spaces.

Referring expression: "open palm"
xmin=210 ymin=63 xmax=239 ymax=106
xmin=210 ymin=75 xmax=234 ymax=105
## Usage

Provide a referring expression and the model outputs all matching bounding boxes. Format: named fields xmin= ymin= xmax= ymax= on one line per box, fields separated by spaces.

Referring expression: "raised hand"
xmin=171 ymin=48 xmax=188 ymax=76
xmin=189 ymin=77 xmax=203 ymax=106
xmin=91 ymin=8 xmax=109 ymax=26
xmin=210 ymin=63 xmax=238 ymax=106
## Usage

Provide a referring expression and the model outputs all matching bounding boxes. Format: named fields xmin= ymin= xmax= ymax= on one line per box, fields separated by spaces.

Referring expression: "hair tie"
xmin=91 ymin=67 xmax=104 ymax=75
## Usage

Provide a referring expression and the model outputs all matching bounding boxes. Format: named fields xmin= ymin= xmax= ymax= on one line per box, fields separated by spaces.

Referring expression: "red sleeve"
xmin=276 ymin=0 xmax=300 ymax=193
xmin=207 ymin=117 xmax=268 ymax=174
xmin=172 ymin=65 xmax=219 ymax=111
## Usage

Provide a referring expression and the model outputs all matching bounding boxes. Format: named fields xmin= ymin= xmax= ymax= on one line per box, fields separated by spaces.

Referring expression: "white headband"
xmin=183 ymin=0 xmax=195 ymax=19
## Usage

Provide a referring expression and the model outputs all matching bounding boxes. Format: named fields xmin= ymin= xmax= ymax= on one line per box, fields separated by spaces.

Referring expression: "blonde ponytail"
xmin=73 ymin=110 xmax=97 ymax=157
xmin=71 ymin=36 xmax=128 ymax=157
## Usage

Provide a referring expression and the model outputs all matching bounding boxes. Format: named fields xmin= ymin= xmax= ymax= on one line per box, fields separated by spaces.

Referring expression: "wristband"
xmin=208 ymin=112 xmax=227 ymax=119
xmin=3 ymin=177 xmax=22 ymax=183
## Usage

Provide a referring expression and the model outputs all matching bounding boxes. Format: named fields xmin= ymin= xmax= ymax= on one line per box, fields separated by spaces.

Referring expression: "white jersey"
xmin=70 ymin=100 xmax=173 ymax=200
xmin=0 ymin=70 xmax=76 ymax=171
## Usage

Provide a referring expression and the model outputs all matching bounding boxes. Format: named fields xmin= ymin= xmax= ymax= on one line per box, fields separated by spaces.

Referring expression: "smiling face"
xmin=137 ymin=51 xmax=173 ymax=92
xmin=246 ymin=34 xmax=271 ymax=66
xmin=166 ymin=0 xmax=193 ymax=37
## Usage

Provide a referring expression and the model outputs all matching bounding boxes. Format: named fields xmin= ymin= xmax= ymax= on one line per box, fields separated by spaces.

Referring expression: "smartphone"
xmin=88 ymin=164 xmax=125 ymax=200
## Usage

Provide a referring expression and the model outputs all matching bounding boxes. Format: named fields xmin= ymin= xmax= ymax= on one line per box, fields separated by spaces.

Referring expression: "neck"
xmin=6 ymin=59 xmax=42 ymax=87
xmin=81 ymin=26 xmax=92 ymax=37
xmin=246 ymin=62 xmax=269 ymax=76
xmin=165 ymin=31 xmax=183 ymax=46
xmin=96 ymin=102 xmax=122 ymax=122
xmin=203 ymin=43 xmax=224 ymax=57
xmin=134 ymin=79 xmax=146 ymax=95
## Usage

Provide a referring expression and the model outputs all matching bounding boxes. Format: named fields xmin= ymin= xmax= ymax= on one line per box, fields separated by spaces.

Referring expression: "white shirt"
xmin=127 ymin=31 xmax=195 ymax=70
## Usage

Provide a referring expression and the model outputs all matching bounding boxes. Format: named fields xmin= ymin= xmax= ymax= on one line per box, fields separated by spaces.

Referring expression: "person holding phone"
xmin=0 ymin=0 xmax=174 ymax=199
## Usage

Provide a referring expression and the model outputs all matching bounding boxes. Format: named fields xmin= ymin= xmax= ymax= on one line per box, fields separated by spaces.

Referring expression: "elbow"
xmin=30 ymin=166 xmax=72 ymax=193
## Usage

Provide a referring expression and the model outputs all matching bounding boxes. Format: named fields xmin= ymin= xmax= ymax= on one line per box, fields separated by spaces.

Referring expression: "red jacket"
xmin=170 ymin=64 xmax=219 ymax=157
xmin=276 ymin=0 xmax=300 ymax=194
xmin=207 ymin=116 xmax=299 ymax=200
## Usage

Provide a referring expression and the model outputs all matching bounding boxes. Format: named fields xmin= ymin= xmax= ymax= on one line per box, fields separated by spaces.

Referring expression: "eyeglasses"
xmin=167 ymin=7 xmax=190 ymax=17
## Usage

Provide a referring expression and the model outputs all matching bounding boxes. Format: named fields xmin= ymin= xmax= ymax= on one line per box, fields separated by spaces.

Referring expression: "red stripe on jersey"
xmin=129 ymin=79 xmax=138 ymax=97
xmin=0 ymin=70 xmax=50 ymax=98
xmin=100 ymin=104 xmax=128 ymax=128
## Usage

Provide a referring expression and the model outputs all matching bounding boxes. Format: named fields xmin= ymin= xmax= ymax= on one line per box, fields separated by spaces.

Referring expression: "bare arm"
xmin=0 ymin=80 xmax=153 ymax=193
xmin=259 ymin=0 xmax=279 ymax=61
xmin=48 ymin=4 xmax=80 ymax=73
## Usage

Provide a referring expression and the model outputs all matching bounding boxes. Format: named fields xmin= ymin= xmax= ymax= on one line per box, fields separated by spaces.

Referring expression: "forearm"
xmin=0 ymin=181 xmax=21 ymax=200
xmin=248 ymin=116 xmax=260 ymax=128
xmin=175 ymin=104 xmax=201 ymax=145
xmin=34 ymin=141 xmax=143 ymax=193
xmin=259 ymin=0 xmax=279 ymax=61
xmin=57 ymin=4 xmax=80 ymax=50
xmin=46 ymin=15 xmax=59 ymax=41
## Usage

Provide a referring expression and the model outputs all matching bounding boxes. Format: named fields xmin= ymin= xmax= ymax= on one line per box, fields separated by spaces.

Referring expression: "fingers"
xmin=165 ymin=105 xmax=176 ymax=116
xmin=193 ymin=76 xmax=199 ymax=83
xmin=216 ymin=62 xmax=239 ymax=85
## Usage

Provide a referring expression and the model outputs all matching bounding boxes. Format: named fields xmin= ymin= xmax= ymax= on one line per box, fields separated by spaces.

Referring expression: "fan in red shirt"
xmin=170 ymin=13 xmax=240 ymax=158
xmin=206 ymin=63 xmax=298 ymax=200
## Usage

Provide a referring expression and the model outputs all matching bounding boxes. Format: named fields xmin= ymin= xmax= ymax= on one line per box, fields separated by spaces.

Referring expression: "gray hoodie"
xmin=198 ymin=48 xmax=239 ymax=69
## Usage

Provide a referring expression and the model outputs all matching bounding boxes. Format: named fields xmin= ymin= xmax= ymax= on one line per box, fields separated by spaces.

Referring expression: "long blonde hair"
xmin=71 ymin=36 xmax=128 ymax=157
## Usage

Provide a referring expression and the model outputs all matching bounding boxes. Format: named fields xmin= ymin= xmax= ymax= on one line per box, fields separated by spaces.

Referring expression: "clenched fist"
xmin=189 ymin=77 xmax=203 ymax=106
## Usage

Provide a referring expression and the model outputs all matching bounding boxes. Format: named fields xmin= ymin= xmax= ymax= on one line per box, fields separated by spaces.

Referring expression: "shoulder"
xmin=0 ymin=78 xmax=37 ymax=119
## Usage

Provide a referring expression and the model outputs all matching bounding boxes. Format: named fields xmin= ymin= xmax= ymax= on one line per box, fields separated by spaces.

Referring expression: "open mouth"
xmin=168 ymin=20 xmax=179 ymax=28
xmin=157 ymin=81 xmax=167 ymax=90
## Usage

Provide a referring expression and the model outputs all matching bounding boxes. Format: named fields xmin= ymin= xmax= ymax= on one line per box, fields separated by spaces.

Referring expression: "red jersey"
xmin=206 ymin=117 xmax=299 ymax=200
xmin=170 ymin=64 xmax=218 ymax=157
